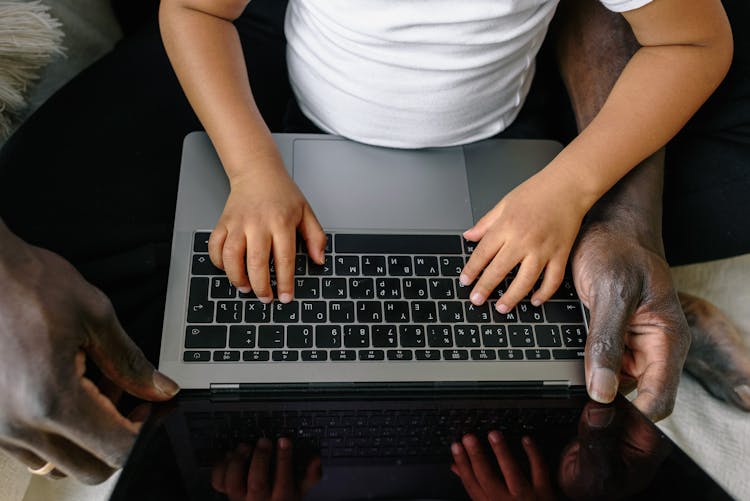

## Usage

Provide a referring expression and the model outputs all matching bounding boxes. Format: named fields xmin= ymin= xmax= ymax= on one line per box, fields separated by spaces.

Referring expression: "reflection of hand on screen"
xmin=451 ymin=432 xmax=556 ymax=501
xmin=211 ymin=437 xmax=321 ymax=501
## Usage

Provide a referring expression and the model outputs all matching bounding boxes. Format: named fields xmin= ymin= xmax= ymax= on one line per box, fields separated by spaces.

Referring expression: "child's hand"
xmin=208 ymin=158 xmax=326 ymax=304
xmin=460 ymin=171 xmax=588 ymax=313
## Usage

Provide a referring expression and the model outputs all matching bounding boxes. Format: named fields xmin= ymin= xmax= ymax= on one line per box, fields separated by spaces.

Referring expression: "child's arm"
xmin=461 ymin=0 xmax=732 ymax=313
xmin=159 ymin=0 xmax=326 ymax=304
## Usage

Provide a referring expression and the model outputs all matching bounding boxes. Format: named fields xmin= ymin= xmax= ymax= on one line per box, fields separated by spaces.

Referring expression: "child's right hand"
xmin=208 ymin=157 xmax=326 ymax=304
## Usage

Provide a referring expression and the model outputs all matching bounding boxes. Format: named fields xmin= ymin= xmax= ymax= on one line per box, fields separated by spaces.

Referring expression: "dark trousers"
xmin=1 ymin=0 xmax=748 ymax=359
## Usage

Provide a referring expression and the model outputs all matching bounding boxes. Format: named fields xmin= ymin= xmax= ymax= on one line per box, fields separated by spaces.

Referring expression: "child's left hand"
xmin=460 ymin=170 xmax=589 ymax=313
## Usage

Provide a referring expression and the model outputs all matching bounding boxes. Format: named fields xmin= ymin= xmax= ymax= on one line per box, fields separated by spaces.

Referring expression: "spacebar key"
xmin=334 ymin=234 xmax=462 ymax=255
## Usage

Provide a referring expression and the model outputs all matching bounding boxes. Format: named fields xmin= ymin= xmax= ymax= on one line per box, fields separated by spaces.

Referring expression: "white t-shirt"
xmin=285 ymin=0 xmax=652 ymax=148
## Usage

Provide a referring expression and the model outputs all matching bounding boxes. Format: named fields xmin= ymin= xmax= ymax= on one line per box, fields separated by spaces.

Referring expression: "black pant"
xmin=1 ymin=0 xmax=748 ymax=358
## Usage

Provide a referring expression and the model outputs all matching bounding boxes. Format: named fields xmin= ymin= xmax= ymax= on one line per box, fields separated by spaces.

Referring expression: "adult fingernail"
xmin=589 ymin=368 xmax=618 ymax=403
xmin=586 ymin=406 xmax=615 ymax=429
xmin=734 ymin=385 xmax=750 ymax=408
xmin=279 ymin=293 xmax=292 ymax=304
xmin=153 ymin=371 xmax=180 ymax=397
xmin=238 ymin=286 xmax=252 ymax=294
xmin=459 ymin=274 xmax=470 ymax=286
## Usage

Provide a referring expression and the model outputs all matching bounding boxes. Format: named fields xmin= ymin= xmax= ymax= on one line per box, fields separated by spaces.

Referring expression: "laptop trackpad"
xmin=292 ymin=139 xmax=473 ymax=231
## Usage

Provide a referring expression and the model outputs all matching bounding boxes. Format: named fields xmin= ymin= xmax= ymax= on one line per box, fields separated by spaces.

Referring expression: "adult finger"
xmin=222 ymin=230 xmax=252 ymax=292
xmin=584 ymin=282 xmax=637 ymax=404
xmin=521 ymin=436 xmax=550 ymax=489
xmin=208 ymin=225 xmax=228 ymax=270
xmin=246 ymin=438 xmax=272 ymax=500
xmin=272 ymin=438 xmax=294 ymax=500
xmin=451 ymin=441 xmax=486 ymax=500
xmin=497 ymin=256 xmax=544 ymax=313
xmin=246 ymin=230 xmax=273 ymax=303
xmin=631 ymin=359 xmax=681 ymax=421
xmin=272 ymin=229 xmax=297 ymax=304
xmin=299 ymin=205 xmax=326 ymax=265
xmin=488 ymin=431 xmax=527 ymax=496
xmin=461 ymin=434 xmax=505 ymax=494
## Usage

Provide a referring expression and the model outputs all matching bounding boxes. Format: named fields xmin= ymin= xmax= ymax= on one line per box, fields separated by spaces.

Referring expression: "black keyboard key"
xmin=498 ymin=349 xmax=524 ymax=360
xmin=525 ymin=349 xmax=551 ymax=360
xmin=535 ymin=325 xmax=562 ymax=347
xmin=213 ymin=350 xmax=240 ymax=362
xmin=509 ymin=325 xmax=535 ymax=347
xmin=403 ymin=278 xmax=429 ymax=299
xmin=462 ymin=238 xmax=477 ymax=254
xmin=335 ymin=256 xmax=360 ymax=276
xmin=544 ymin=302 xmax=584 ymax=323
xmin=210 ymin=277 xmax=236 ymax=299
xmin=481 ymin=326 xmax=508 ymax=347
xmin=384 ymin=301 xmax=410 ymax=322
xmin=372 ymin=325 xmax=398 ymax=347
xmin=287 ymin=325 xmax=314 ymax=348
xmin=414 ymin=256 xmax=440 ymax=276
xmin=329 ymin=301 xmax=355 ymax=323
xmin=490 ymin=280 xmax=510 ymax=300
xmin=316 ymin=325 xmax=342 ymax=348
xmin=400 ymin=325 xmax=426 ymax=347
xmin=440 ymin=256 xmax=464 ymax=276
xmin=562 ymin=325 xmax=587 ymax=347
xmin=258 ymin=326 xmax=285 ymax=348
xmin=295 ymin=254 xmax=307 ymax=275
xmin=189 ymin=277 xmax=209 ymax=302
xmin=308 ymin=255 xmax=333 ymax=276
xmin=415 ymin=350 xmax=441 ymax=360
xmin=184 ymin=350 xmax=210 ymax=362
xmin=245 ymin=301 xmax=271 ymax=323
xmin=455 ymin=279 xmax=472 ymax=299
xmin=438 ymin=301 xmax=464 ymax=322
xmin=427 ymin=325 xmax=453 ymax=347
xmin=185 ymin=325 xmax=226 ymax=348
xmin=376 ymin=278 xmax=401 ymax=299
xmin=302 ymin=350 xmax=328 ymax=361
xmin=350 ymin=278 xmax=375 ymax=299
xmin=301 ymin=301 xmax=327 ymax=323
xmin=244 ymin=350 xmax=270 ymax=361
xmin=361 ymin=255 xmax=387 ymax=276
xmin=272 ymin=350 xmax=299 ymax=361
xmin=551 ymin=278 xmax=577 ymax=300
xmin=465 ymin=303 xmax=492 ymax=323
xmin=471 ymin=349 xmax=496 ymax=361
xmin=344 ymin=326 xmax=370 ymax=347
xmin=331 ymin=349 xmax=356 ymax=361
xmin=443 ymin=349 xmax=469 ymax=361
xmin=387 ymin=349 xmax=413 ymax=361
xmin=411 ymin=301 xmax=437 ymax=323
xmin=187 ymin=299 xmax=214 ymax=323
xmin=359 ymin=349 xmax=385 ymax=361
xmin=454 ymin=325 xmax=481 ymax=348
xmin=229 ymin=326 xmax=256 ymax=348
xmin=322 ymin=278 xmax=348 ymax=299
xmin=429 ymin=279 xmax=455 ymax=299
xmin=388 ymin=256 xmax=413 ymax=276
xmin=192 ymin=254 xmax=223 ymax=275
xmin=295 ymin=278 xmax=320 ymax=299
xmin=194 ymin=232 xmax=210 ymax=253
xmin=356 ymin=301 xmax=383 ymax=322
xmin=335 ymin=234 xmax=462 ymax=255
xmin=217 ymin=301 xmax=243 ymax=323
xmin=273 ymin=301 xmax=300 ymax=323
xmin=491 ymin=303 xmax=518 ymax=323
xmin=552 ymin=349 xmax=584 ymax=360
xmin=518 ymin=302 xmax=544 ymax=323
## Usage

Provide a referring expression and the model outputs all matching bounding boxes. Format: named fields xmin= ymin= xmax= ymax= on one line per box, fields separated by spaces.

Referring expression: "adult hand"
xmin=211 ymin=438 xmax=321 ymax=501
xmin=208 ymin=155 xmax=326 ymax=304
xmin=571 ymin=222 xmax=690 ymax=421
xmin=0 ymin=231 xmax=179 ymax=483
xmin=461 ymin=169 xmax=588 ymax=314
xmin=451 ymin=432 xmax=556 ymax=501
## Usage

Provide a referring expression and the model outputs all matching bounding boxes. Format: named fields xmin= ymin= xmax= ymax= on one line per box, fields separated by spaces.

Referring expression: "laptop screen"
xmin=112 ymin=392 xmax=729 ymax=500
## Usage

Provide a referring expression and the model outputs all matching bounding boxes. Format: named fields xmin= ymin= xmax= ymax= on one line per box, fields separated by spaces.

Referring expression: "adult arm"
xmin=0 ymin=219 xmax=179 ymax=481
xmin=159 ymin=0 xmax=326 ymax=303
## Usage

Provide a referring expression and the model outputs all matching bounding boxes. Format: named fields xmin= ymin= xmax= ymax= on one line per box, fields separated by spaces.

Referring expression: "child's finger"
xmin=272 ymin=438 xmax=294 ymax=500
xmin=461 ymin=236 xmax=507 ymax=294
xmin=222 ymin=229 xmax=251 ymax=292
xmin=468 ymin=246 xmax=519 ymax=306
xmin=208 ymin=225 xmax=228 ymax=270
xmin=450 ymin=442 xmax=485 ymax=500
xmin=530 ymin=257 xmax=566 ymax=306
xmin=521 ymin=436 xmax=551 ymax=490
xmin=488 ymin=431 xmax=527 ymax=496
xmin=245 ymin=230 xmax=273 ymax=303
xmin=299 ymin=204 xmax=327 ymax=264
xmin=462 ymin=434 xmax=506 ymax=495
xmin=463 ymin=209 xmax=497 ymax=243
xmin=495 ymin=257 xmax=543 ymax=313
xmin=272 ymin=228 xmax=297 ymax=303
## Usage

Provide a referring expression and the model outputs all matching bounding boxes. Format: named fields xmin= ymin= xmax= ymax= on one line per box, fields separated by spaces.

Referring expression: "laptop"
xmin=158 ymin=132 xmax=587 ymax=390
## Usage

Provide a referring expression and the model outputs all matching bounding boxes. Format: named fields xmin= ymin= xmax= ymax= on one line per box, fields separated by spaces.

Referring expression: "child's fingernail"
xmin=470 ymin=292 xmax=484 ymax=304
xmin=279 ymin=293 xmax=292 ymax=304
xmin=496 ymin=303 xmax=509 ymax=314
xmin=459 ymin=274 xmax=470 ymax=286
xmin=259 ymin=296 xmax=273 ymax=304
xmin=531 ymin=298 xmax=541 ymax=307
xmin=238 ymin=286 xmax=252 ymax=294
xmin=451 ymin=442 xmax=462 ymax=455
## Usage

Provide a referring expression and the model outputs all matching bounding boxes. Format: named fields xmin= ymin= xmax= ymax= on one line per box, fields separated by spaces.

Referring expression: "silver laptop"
xmin=158 ymin=132 xmax=587 ymax=390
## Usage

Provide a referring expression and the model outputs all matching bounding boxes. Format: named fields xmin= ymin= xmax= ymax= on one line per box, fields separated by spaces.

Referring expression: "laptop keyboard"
xmin=184 ymin=232 xmax=587 ymax=363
